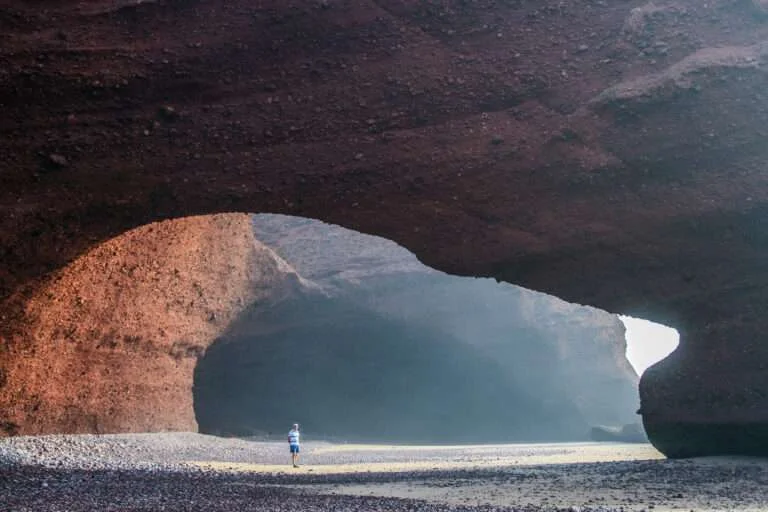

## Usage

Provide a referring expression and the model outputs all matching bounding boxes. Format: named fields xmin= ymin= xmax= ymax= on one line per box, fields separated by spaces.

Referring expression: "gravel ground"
xmin=0 ymin=432 xmax=290 ymax=472
xmin=2 ymin=434 xmax=768 ymax=511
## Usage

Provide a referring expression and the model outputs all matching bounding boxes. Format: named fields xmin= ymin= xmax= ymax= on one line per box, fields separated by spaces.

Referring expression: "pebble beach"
xmin=2 ymin=434 xmax=767 ymax=511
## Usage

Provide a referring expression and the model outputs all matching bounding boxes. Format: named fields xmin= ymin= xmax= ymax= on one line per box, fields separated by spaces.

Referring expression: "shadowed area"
xmin=193 ymin=215 xmax=639 ymax=443
xmin=194 ymin=297 xmax=585 ymax=443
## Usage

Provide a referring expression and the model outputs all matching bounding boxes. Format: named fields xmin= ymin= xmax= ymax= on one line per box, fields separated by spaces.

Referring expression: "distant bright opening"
xmin=620 ymin=316 xmax=679 ymax=376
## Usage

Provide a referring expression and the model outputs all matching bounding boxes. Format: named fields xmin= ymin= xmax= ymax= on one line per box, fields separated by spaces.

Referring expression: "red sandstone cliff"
xmin=0 ymin=214 xmax=304 ymax=435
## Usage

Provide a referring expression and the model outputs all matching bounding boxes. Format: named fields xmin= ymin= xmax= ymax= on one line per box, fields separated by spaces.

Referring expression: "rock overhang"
xmin=2 ymin=0 xmax=768 ymax=456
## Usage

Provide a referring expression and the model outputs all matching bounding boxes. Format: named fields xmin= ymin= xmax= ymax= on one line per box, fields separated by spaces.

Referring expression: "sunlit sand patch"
xmin=184 ymin=442 xmax=664 ymax=475
xmin=186 ymin=460 xmax=488 ymax=474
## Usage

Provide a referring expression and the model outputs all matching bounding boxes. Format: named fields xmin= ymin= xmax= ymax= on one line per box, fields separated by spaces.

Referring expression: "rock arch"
xmin=1 ymin=213 xmax=640 ymax=441
xmin=2 ymin=0 xmax=768 ymax=456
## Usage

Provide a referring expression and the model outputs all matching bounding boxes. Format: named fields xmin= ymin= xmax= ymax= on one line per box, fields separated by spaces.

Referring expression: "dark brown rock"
xmin=1 ymin=0 xmax=768 ymax=455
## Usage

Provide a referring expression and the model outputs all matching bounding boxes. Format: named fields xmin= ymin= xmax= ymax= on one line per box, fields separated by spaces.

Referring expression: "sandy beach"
xmin=2 ymin=434 xmax=768 ymax=511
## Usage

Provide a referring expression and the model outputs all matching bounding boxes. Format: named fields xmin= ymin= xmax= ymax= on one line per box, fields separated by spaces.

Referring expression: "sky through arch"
xmin=620 ymin=316 xmax=679 ymax=376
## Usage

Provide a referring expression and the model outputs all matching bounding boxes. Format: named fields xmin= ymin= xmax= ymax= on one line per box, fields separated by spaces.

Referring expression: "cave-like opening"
xmin=0 ymin=212 xmax=659 ymax=442
xmin=193 ymin=296 xmax=558 ymax=443
xmin=192 ymin=214 xmax=643 ymax=444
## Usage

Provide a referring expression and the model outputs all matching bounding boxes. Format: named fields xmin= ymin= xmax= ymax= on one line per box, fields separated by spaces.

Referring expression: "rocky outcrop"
xmin=2 ymin=0 xmax=768 ymax=455
xmin=640 ymin=326 xmax=768 ymax=458
xmin=194 ymin=215 xmax=638 ymax=443
xmin=0 ymin=214 xmax=304 ymax=435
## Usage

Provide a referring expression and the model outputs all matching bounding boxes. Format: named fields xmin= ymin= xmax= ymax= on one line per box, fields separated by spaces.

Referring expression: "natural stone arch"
xmin=2 ymin=0 xmax=768 ymax=456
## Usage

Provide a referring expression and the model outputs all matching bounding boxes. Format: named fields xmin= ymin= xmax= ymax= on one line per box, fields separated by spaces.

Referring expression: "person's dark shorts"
xmin=290 ymin=444 xmax=300 ymax=454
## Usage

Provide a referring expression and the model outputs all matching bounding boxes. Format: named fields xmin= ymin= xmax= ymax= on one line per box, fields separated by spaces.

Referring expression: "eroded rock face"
xmin=0 ymin=214 xmax=304 ymax=435
xmin=640 ymin=324 xmax=768 ymax=458
xmin=2 ymin=0 xmax=768 ymax=455
xmin=194 ymin=215 xmax=638 ymax=443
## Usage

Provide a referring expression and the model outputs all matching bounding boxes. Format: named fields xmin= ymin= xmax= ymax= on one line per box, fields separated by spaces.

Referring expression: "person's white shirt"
xmin=288 ymin=429 xmax=300 ymax=445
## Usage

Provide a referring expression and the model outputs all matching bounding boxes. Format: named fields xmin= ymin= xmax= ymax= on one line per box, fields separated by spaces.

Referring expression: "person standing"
xmin=288 ymin=423 xmax=301 ymax=467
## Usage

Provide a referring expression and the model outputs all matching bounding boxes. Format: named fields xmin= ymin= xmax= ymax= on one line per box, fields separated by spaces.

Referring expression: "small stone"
xmin=354 ymin=153 xmax=364 ymax=160
xmin=577 ymin=44 xmax=590 ymax=53
xmin=158 ymin=105 xmax=178 ymax=120
xmin=48 ymin=154 xmax=68 ymax=167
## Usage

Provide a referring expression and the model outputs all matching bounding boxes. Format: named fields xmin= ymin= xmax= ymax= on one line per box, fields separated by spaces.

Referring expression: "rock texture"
xmin=2 ymin=0 xmax=768 ymax=455
xmin=194 ymin=215 xmax=638 ymax=443
xmin=0 ymin=214 xmax=305 ymax=435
